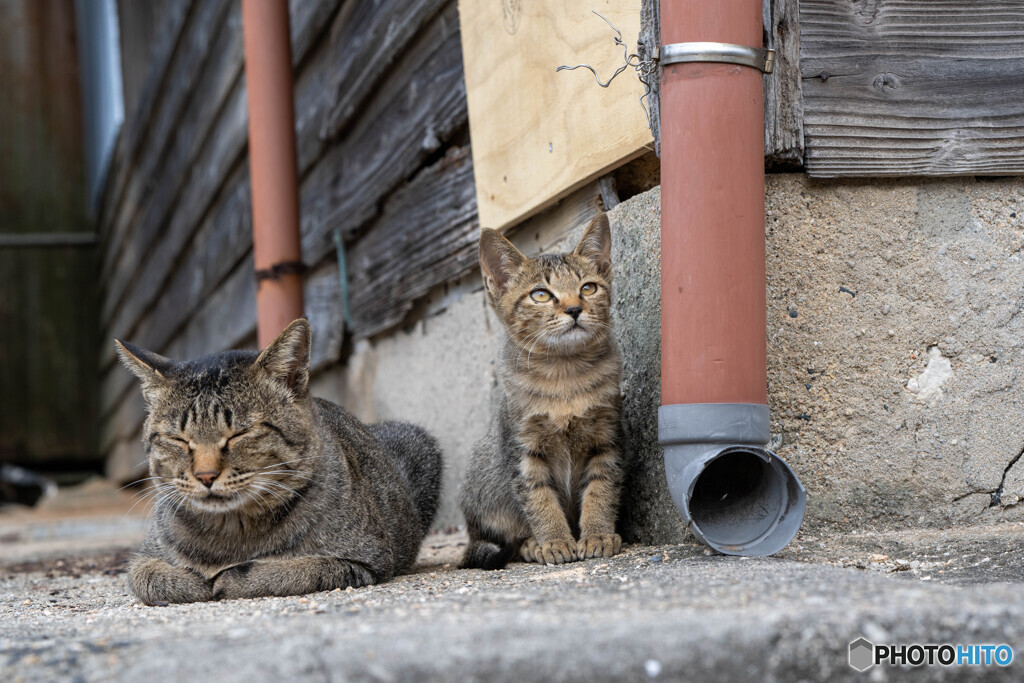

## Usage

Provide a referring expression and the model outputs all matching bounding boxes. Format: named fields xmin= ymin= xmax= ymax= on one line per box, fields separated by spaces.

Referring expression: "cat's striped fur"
xmin=117 ymin=319 xmax=442 ymax=604
xmin=460 ymin=214 xmax=624 ymax=569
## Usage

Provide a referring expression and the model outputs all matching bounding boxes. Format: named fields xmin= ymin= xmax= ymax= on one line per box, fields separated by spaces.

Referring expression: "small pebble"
xmin=648 ymin=555 xmax=662 ymax=564
xmin=788 ymin=309 xmax=798 ymax=318
xmin=645 ymin=659 xmax=662 ymax=678
xmin=882 ymin=304 xmax=890 ymax=315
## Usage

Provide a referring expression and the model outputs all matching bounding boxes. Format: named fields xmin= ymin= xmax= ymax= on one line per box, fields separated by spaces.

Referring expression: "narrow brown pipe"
xmin=660 ymin=0 xmax=766 ymax=406
xmin=242 ymin=0 xmax=304 ymax=349
xmin=658 ymin=0 xmax=805 ymax=555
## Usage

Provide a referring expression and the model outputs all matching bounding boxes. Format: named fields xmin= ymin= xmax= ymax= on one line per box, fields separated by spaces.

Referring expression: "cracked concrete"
xmin=765 ymin=175 xmax=1024 ymax=533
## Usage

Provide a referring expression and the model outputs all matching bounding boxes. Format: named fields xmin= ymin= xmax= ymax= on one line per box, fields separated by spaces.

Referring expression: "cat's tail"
xmin=461 ymin=539 xmax=519 ymax=570
xmin=369 ymin=421 xmax=443 ymax=535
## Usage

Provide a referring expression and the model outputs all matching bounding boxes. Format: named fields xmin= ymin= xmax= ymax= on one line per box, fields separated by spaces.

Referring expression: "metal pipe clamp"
xmin=660 ymin=42 xmax=775 ymax=74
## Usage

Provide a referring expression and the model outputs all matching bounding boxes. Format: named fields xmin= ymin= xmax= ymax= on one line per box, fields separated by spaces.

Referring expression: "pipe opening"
xmin=689 ymin=448 xmax=784 ymax=548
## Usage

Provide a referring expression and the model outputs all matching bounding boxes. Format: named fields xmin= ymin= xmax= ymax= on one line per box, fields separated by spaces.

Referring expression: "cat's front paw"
xmin=212 ymin=561 xmax=257 ymax=601
xmin=534 ymin=539 xmax=577 ymax=565
xmin=577 ymin=533 xmax=622 ymax=559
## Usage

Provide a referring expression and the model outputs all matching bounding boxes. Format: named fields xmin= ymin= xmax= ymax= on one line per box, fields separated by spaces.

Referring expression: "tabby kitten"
xmin=460 ymin=214 xmax=623 ymax=569
xmin=117 ymin=319 xmax=442 ymax=604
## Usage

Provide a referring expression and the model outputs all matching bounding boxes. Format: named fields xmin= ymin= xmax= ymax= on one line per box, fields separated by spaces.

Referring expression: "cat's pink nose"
xmin=194 ymin=470 xmax=220 ymax=488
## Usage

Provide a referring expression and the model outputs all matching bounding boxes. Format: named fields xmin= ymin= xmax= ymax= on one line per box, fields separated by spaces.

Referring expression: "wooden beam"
xmin=763 ymin=0 xmax=804 ymax=167
xmin=640 ymin=0 xmax=661 ymax=158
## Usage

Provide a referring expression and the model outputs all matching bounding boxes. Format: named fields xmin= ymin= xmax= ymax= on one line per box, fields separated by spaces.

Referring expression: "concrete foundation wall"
xmin=312 ymin=174 xmax=1024 ymax=542
xmin=766 ymin=175 xmax=1024 ymax=532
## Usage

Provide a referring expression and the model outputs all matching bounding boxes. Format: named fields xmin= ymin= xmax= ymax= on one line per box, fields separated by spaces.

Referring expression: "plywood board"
xmin=459 ymin=0 xmax=653 ymax=230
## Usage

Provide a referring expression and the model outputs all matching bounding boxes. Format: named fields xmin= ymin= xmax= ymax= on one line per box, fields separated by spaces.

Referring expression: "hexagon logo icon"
xmin=849 ymin=638 xmax=875 ymax=672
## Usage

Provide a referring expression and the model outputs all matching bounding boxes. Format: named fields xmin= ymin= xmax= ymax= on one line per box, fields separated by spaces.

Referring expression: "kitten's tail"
xmin=461 ymin=539 xmax=518 ymax=570
xmin=369 ymin=421 xmax=443 ymax=534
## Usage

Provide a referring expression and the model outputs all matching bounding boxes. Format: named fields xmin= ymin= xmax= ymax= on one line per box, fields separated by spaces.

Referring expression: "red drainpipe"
xmin=657 ymin=0 xmax=805 ymax=555
xmin=241 ymin=0 xmax=304 ymax=348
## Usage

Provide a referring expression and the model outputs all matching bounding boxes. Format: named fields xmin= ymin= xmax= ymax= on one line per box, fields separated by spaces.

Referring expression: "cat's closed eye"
xmin=222 ymin=430 xmax=250 ymax=452
xmin=156 ymin=434 xmax=191 ymax=454
xmin=229 ymin=430 xmax=251 ymax=445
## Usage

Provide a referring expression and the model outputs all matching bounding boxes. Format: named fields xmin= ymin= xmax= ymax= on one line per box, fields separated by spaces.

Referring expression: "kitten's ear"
xmin=573 ymin=213 xmax=612 ymax=276
xmin=254 ymin=318 xmax=311 ymax=397
xmin=115 ymin=340 xmax=172 ymax=405
xmin=479 ymin=228 xmax=525 ymax=294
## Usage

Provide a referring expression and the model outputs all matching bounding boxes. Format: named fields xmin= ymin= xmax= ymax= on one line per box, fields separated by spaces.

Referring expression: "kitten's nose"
xmin=194 ymin=470 xmax=220 ymax=488
xmin=565 ymin=306 xmax=582 ymax=320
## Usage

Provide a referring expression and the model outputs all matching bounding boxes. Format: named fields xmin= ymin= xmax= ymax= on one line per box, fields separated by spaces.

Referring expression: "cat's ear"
xmin=254 ymin=318 xmax=311 ymax=397
xmin=115 ymin=340 xmax=173 ymax=405
xmin=573 ymin=213 xmax=612 ymax=277
xmin=479 ymin=228 xmax=525 ymax=294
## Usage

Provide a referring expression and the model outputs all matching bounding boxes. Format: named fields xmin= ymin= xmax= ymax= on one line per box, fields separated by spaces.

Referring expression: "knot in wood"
xmin=872 ymin=73 xmax=901 ymax=93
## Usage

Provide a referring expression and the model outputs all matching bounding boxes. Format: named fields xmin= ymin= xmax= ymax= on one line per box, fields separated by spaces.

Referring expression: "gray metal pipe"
xmin=660 ymin=404 xmax=805 ymax=555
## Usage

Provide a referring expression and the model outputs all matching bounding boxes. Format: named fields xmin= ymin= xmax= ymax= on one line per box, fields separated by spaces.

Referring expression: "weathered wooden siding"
xmin=0 ymin=0 xmax=97 ymax=468
xmin=98 ymin=0 xmax=478 ymax=480
xmin=801 ymin=0 xmax=1024 ymax=176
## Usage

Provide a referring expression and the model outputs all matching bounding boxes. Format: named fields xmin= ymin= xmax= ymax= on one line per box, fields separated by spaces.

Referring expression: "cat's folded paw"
xmin=520 ymin=537 xmax=539 ymax=563
xmin=212 ymin=561 xmax=256 ymax=601
xmin=577 ymin=533 xmax=622 ymax=559
xmin=535 ymin=539 xmax=577 ymax=565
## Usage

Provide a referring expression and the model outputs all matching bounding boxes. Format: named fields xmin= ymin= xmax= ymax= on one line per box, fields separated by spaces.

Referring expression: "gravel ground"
xmin=3 ymin=508 xmax=1024 ymax=682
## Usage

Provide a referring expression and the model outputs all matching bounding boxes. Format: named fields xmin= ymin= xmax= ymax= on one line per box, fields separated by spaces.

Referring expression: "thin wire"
xmin=555 ymin=11 xmax=657 ymax=131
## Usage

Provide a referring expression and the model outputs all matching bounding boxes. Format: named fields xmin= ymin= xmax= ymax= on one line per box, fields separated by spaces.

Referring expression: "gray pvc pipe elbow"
xmin=659 ymin=403 xmax=806 ymax=556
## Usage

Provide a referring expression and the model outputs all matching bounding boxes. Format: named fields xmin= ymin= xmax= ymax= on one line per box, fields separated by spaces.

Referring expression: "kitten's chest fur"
xmin=502 ymin=343 xmax=621 ymax=467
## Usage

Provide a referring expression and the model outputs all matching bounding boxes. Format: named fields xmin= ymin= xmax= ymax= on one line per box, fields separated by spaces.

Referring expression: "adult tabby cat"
xmin=460 ymin=214 xmax=623 ymax=569
xmin=117 ymin=319 xmax=442 ymax=604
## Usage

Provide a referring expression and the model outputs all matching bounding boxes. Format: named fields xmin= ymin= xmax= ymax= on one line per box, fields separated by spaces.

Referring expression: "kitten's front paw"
xmin=578 ymin=533 xmax=622 ymax=559
xmin=535 ymin=539 xmax=577 ymax=565
xmin=520 ymin=537 xmax=539 ymax=563
xmin=212 ymin=561 xmax=257 ymax=601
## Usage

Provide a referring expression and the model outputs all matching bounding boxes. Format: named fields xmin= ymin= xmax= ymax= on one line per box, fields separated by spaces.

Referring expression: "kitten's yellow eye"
xmin=530 ymin=289 xmax=553 ymax=303
xmin=581 ymin=283 xmax=598 ymax=296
